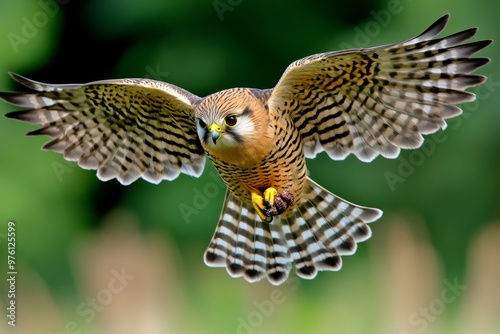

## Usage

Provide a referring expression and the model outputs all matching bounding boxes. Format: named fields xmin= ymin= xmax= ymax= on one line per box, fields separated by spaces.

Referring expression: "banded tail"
xmin=204 ymin=178 xmax=382 ymax=285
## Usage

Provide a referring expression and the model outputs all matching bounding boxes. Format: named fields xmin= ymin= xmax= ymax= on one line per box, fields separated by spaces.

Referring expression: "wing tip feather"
xmin=5 ymin=109 xmax=29 ymax=121
xmin=415 ymin=14 xmax=450 ymax=40
xmin=7 ymin=72 xmax=45 ymax=91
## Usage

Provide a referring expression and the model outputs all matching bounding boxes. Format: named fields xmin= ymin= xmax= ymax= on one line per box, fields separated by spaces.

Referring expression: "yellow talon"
xmin=251 ymin=192 xmax=265 ymax=210
xmin=251 ymin=191 xmax=272 ymax=222
xmin=263 ymin=187 xmax=277 ymax=206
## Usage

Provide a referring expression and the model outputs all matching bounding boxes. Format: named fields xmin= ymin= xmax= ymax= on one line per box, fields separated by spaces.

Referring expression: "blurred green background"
xmin=0 ymin=0 xmax=499 ymax=333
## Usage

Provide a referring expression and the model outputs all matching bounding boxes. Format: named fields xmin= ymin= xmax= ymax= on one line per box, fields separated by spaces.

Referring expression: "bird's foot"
xmin=252 ymin=191 xmax=272 ymax=222
xmin=252 ymin=188 xmax=295 ymax=222
xmin=263 ymin=187 xmax=277 ymax=206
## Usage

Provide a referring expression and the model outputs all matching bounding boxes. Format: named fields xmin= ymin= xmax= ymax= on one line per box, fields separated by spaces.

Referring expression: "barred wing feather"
xmin=269 ymin=14 xmax=491 ymax=162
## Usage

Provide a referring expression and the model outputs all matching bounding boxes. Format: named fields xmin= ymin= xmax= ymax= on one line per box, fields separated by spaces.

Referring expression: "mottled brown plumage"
xmin=200 ymin=88 xmax=307 ymax=216
xmin=0 ymin=15 xmax=491 ymax=284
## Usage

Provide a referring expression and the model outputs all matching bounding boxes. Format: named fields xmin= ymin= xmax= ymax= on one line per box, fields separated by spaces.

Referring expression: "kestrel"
xmin=1 ymin=15 xmax=491 ymax=285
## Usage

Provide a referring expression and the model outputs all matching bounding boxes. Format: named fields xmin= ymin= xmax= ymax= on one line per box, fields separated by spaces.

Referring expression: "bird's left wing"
xmin=1 ymin=73 xmax=206 ymax=185
xmin=268 ymin=15 xmax=491 ymax=162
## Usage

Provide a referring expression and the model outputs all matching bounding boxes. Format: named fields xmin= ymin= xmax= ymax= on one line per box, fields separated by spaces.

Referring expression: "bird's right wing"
xmin=1 ymin=73 xmax=206 ymax=185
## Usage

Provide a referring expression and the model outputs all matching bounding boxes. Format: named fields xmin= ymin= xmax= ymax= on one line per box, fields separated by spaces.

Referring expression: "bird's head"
xmin=195 ymin=88 xmax=274 ymax=165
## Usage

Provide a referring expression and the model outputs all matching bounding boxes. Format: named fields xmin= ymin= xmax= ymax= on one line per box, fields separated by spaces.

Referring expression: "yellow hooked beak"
xmin=208 ymin=123 xmax=224 ymax=144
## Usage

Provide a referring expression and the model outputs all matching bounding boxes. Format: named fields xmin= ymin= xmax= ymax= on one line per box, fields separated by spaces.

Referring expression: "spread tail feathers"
xmin=204 ymin=177 xmax=382 ymax=285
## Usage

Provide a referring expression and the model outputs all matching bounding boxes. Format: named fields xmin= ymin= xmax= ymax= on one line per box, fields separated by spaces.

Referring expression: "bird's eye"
xmin=198 ymin=119 xmax=207 ymax=128
xmin=224 ymin=115 xmax=238 ymax=127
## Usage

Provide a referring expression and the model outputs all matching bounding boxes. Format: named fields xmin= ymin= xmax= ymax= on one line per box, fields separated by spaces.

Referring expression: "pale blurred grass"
xmin=372 ymin=214 xmax=442 ymax=334
xmin=1 ymin=211 xmax=499 ymax=334
xmin=456 ymin=224 xmax=500 ymax=334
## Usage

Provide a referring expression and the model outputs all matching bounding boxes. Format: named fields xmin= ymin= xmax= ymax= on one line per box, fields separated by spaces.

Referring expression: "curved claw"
xmin=263 ymin=187 xmax=277 ymax=207
xmin=251 ymin=191 xmax=272 ymax=222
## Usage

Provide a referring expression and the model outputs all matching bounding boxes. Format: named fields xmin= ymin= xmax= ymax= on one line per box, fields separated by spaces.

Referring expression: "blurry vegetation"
xmin=0 ymin=0 xmax=499 ymax=333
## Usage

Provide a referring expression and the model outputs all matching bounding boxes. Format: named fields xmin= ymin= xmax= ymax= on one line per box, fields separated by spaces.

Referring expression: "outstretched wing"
xmin=1 ymin=73 xmax=205 ymax=185
xmin=268 ymin=14 xmax=492 ymax=162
